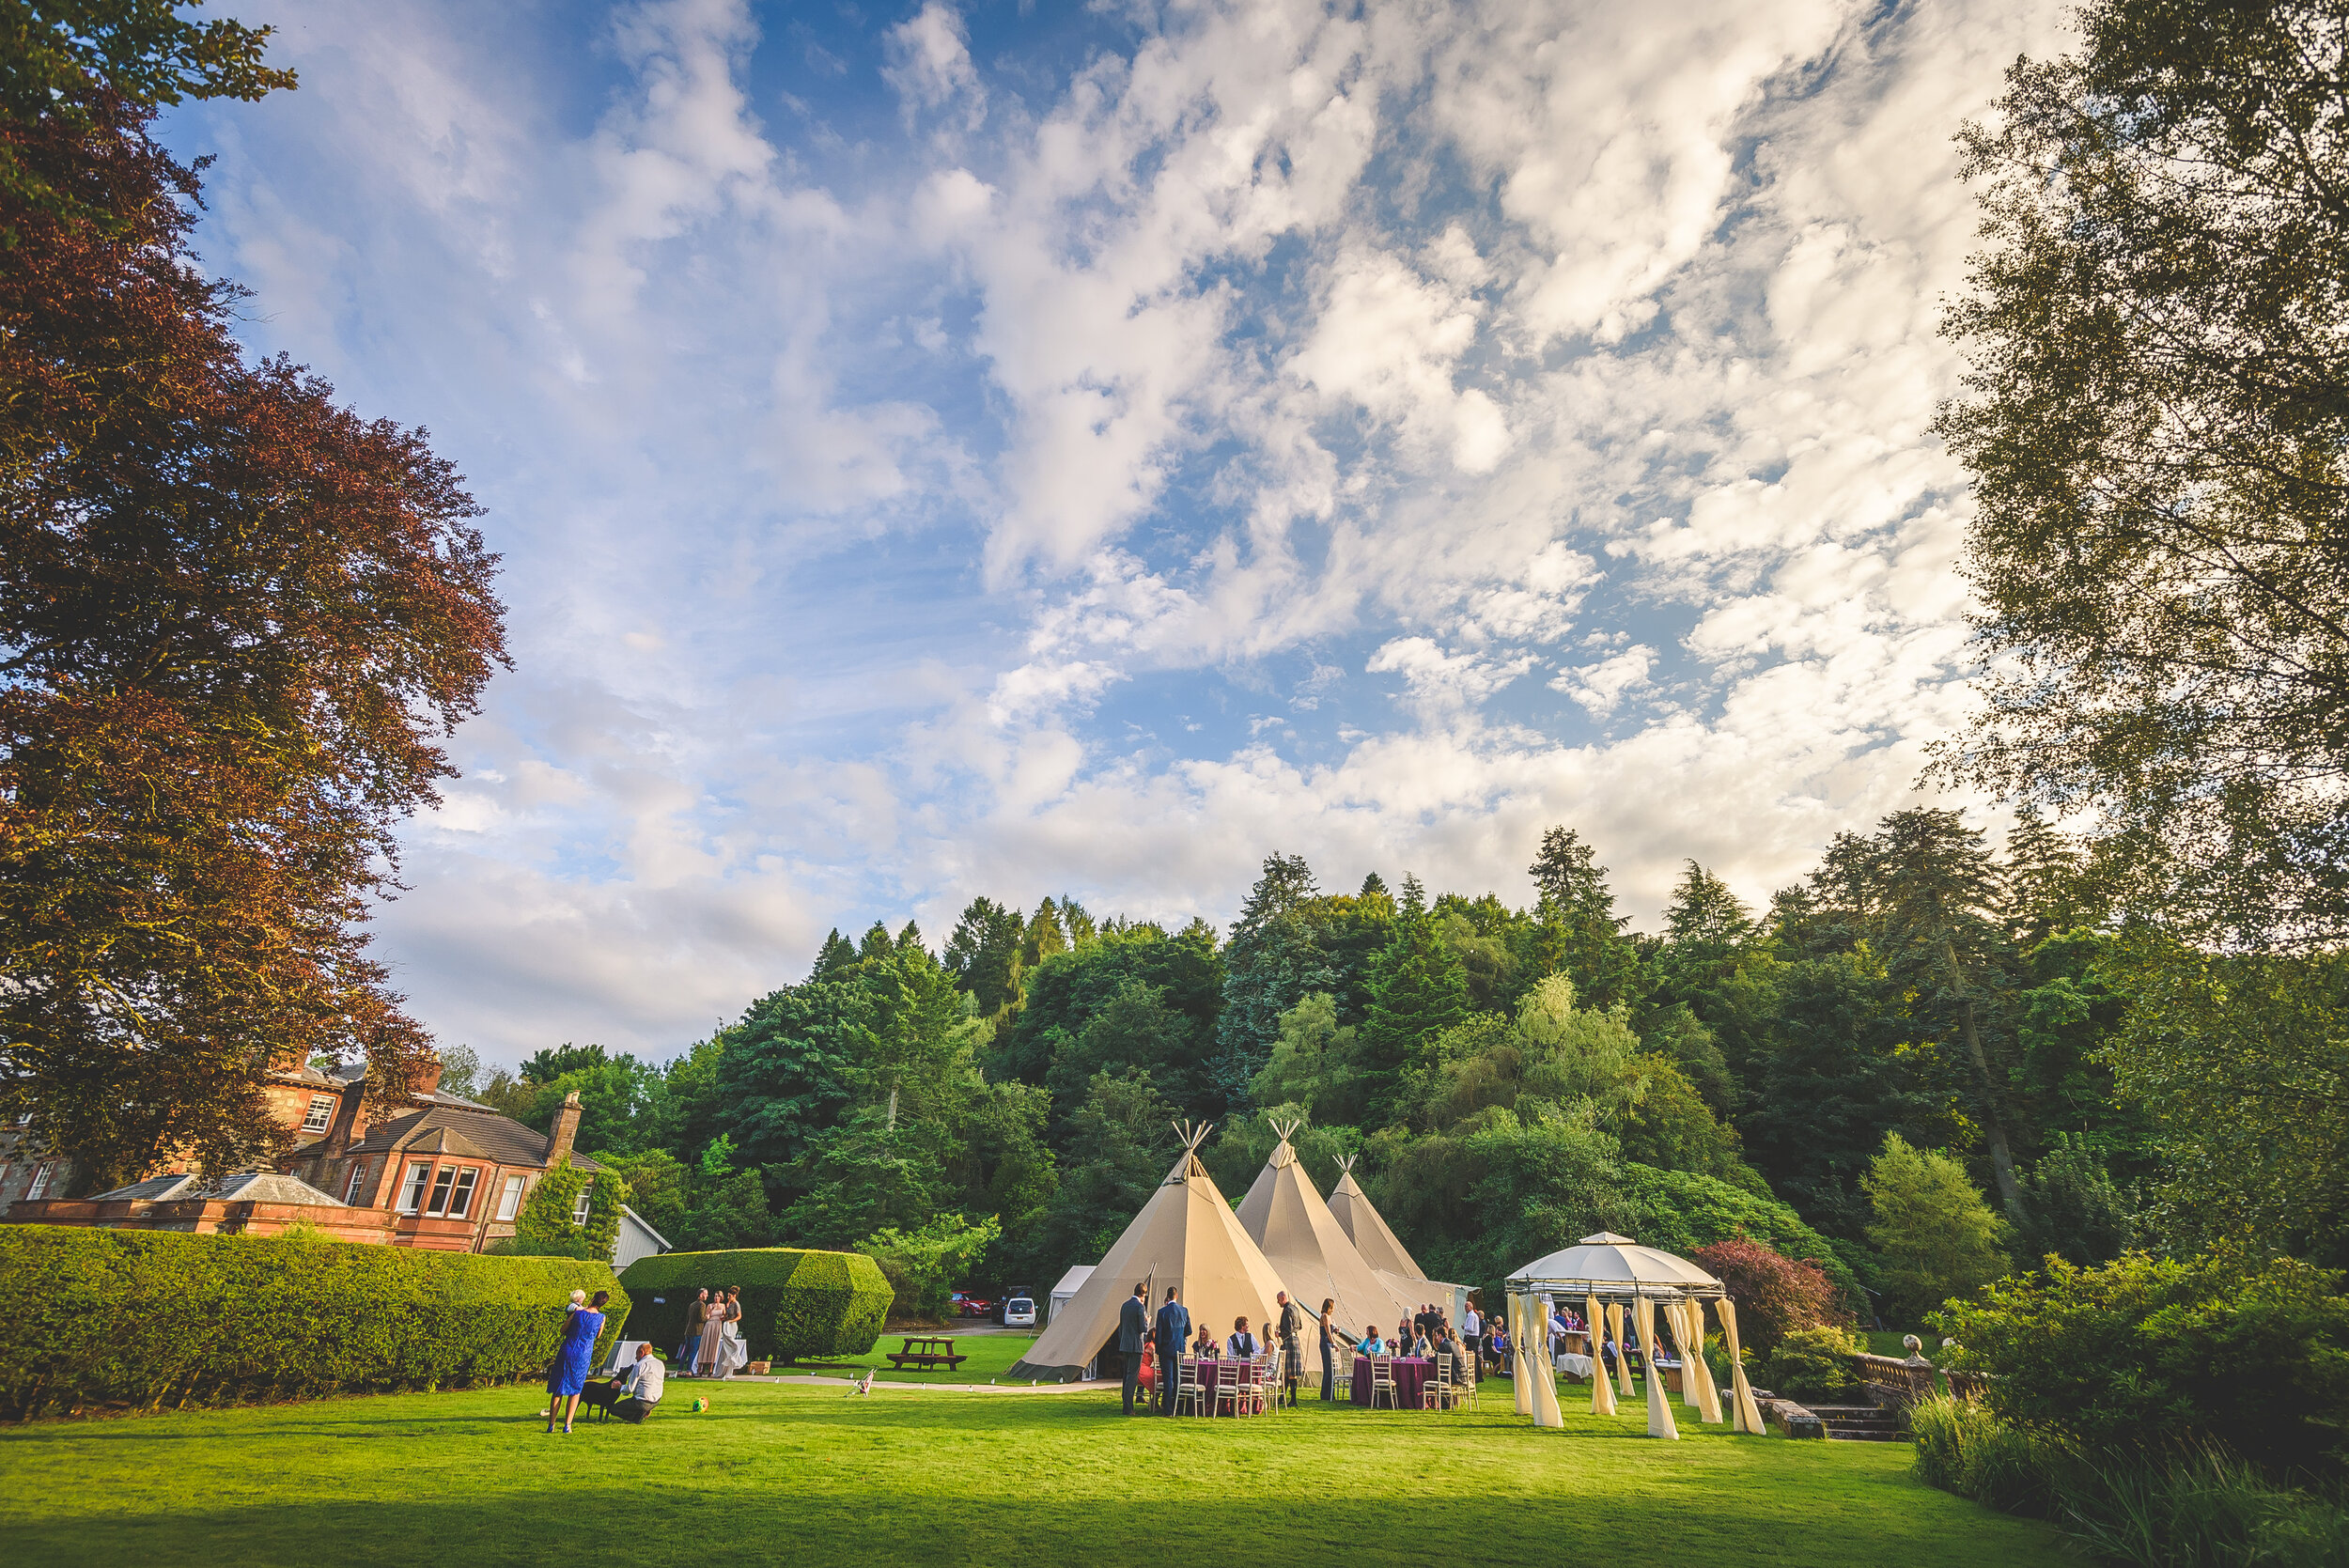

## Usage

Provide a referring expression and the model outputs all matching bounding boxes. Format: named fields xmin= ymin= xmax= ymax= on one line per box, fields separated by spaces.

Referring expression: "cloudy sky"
xmin=160 ymin=0 xmax=2067 ymax=1066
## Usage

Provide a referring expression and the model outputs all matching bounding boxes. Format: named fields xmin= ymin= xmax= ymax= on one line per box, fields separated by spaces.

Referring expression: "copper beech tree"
xmin=0 ymin=97 xmax=506 ymax=1189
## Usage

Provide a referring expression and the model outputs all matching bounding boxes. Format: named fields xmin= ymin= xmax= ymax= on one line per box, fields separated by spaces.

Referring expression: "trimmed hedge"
xmin=619 ymin=1247 xmax=893 ymax=1363
xmin=0 ymin=1224 xmax=628 ymax=1420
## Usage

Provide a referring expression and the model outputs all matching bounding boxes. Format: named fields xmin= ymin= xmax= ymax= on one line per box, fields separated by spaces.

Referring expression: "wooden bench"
xmin=883 ymin=1335 xmax=967 ymax=1371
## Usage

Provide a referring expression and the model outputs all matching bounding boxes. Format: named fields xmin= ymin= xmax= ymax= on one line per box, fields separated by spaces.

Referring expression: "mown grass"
xmin=812 ymin=1329 xmax=1040 ymax=1383
xmin=0 ymin=1378 xmax=2067 ymax=1567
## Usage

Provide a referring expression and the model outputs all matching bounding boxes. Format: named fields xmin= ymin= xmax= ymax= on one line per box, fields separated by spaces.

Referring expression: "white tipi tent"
xmin=1326 ymin=1154 xmax=1468 ymax=1325
xmin=1236 ymin=1123 xmax=1422 ymax=1341
xmin=1008 ymin=1125 xmax=1289 ymax=1381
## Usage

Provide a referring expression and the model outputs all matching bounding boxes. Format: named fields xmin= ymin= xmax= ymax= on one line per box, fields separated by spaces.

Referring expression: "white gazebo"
xmin=1503 ymin=1232 xmax=1764 ymax=1437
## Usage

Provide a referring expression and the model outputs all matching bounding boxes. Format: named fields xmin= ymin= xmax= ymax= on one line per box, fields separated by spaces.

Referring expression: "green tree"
xmin=1036 ymin=1068 xmax=1176 ymax=1270
xmin=2013 ymin=1133 xmax=2131 ymax=1267
xmin=1934 ymin=0 xmax=2349 ymax=948
xmin=1356 ymin=900 xmax=1470 ymax=1120
xmin=596 ymin=1148 xmax=688 ymax=1240
xmin=1527 ymin=827 xmax=1639 ymax=1009
xmin=1864 ymin=1135 xmax=2012 ymax=1323
xmin=942 ymin=896 xmax=1024 ymax=1016
xmin=2102 ymin=936 xmax=2349 ymax=1268
xmin=861 ymin=1213 xmax=1003 ymax=1319
xmin=1248 ymin=991 xmax=1367 ymax=1128
xmin=1211 ymin=854 xmax=1334 ymax=1105
xmin=0 ymin=0 xmax=293 ymax=233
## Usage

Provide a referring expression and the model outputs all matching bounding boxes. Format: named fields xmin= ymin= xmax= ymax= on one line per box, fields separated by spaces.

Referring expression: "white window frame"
xmin=495 ymin=1173 xmax=526 ymax=1221
xmin=397 ymin=1160 xmax=431 ymax=1214
xmin=445 ymin=1167 xmax=479 ymax=1219
xmin=344 ymin=1162 xmax=369 ymax=1203
xmin=571 ymin=1182 xmax=593 ymax=1227
xmin=425 ymin=1166 xmax=458 ymax=1217
xmin=25 ymin=1163 xmax=52 ymax=1201
xmin=301 ymin=1095 xmax=337 ymax=1132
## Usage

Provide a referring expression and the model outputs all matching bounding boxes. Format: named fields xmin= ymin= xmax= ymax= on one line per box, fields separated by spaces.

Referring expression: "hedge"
xmin=619 ymin=1247 xmax=893 ymax=1362
xmin=0 ymin=1225 xmax=628 ymax=1420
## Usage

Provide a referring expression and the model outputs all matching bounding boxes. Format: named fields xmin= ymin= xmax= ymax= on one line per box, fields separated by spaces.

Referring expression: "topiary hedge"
xmin=0 ymin=1225 xmax=628 ymax=1421
xmin=619 ymin=1247 xmax=893 ymax=1363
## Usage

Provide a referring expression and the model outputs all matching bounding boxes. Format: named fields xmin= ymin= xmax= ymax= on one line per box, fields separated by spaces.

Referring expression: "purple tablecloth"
xmin=1351 ymin=1356 xmax=1432 ymax=1407
xmin=1182 ymin=1358 xmax=1267 ymax=1416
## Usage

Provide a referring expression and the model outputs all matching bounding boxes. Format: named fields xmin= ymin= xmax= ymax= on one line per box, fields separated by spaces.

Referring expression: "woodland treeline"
xmin=461 ymin=805 xmax=2324 ymax=1324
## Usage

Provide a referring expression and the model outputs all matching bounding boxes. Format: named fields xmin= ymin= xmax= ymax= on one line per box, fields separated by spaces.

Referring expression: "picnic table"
xmin=883 ymin=1335 xmax=967 ymax=1371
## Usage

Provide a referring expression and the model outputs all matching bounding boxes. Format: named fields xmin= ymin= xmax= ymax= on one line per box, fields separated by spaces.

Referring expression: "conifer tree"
xmin=1357 ymin=901 xmax=1471 ymax=1122
xmin=1527 ymin=827 xmax=1640 ymax=1009
xmin=1211 ymin=854 xmax=1333 ymax=1107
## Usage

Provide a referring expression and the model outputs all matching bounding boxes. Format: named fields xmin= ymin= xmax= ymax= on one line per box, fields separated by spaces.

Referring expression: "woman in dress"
xmin=695 ymin=1283 xmax=729 ymax=1377
xmin=546 ymin=1289 xmax=608 ymax=1434
xmin=715 ymin=1286 xmax=747 ymax=1378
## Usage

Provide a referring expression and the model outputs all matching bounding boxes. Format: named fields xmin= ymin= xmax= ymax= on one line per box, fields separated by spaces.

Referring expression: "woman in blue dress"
xmin=546 ymin=1290 xmax=609 ymax=1434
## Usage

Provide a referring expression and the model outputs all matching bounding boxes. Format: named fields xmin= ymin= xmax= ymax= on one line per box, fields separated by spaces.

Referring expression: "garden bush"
xmin=1933 ymin=1251 xmax=2349 ymax=1480
xmin=618 ymin=1247 xmax=892 ymax=1363
xmin=0 ymin=1224 xmax=627 ymax=1420
xmin=1759 ymin=1325 xmax=1863 ymax=1404
xmin=1910 ymin=1393 xmax=2349 ymax=1568
xmin=1689 ymin=1234 xmax=1852 ymax=1355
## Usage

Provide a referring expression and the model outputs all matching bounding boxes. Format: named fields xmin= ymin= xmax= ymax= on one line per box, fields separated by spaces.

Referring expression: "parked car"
xmin=999 ymin=1290 xmax=1036 ymax=1328
xmin=951 ymin=1291 xmax=992 ymax=1318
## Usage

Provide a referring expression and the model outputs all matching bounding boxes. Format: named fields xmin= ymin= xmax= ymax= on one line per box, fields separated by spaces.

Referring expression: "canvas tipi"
xmin=1236 ymin=1123 xmax=1422 ymax=1339
xmin=1008 ymin=1124 xmax=1289 ymax=1381
xmin=1327 ymin=1154 xmax=1468 ymax=1324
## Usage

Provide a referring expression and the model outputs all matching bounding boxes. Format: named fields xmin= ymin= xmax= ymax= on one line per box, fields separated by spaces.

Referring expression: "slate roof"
xmin=87 ymin=1172 xmax=348 ymax=1205
xmin=314 ymin=1059 xmax=490 ymax=1111
xmin=343 ymin=1104 xmax=599 ymax=1172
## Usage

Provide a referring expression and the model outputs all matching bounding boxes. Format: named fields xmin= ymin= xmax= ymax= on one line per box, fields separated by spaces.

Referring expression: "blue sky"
xmin=158 ymin=0 xmax=2066 ymax=1065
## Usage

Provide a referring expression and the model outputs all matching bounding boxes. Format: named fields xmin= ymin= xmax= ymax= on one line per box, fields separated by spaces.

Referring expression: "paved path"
xmin=716 ymin=1374 xmax=1114 ymax=1395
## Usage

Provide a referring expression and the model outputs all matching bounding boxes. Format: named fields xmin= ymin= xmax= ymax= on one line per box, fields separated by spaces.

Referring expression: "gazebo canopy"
xmin=1504 ymin=1232 xmax=1724 ymax=1299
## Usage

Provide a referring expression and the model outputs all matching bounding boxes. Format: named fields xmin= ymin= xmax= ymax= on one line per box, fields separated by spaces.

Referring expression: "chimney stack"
xmin=413 ymin=1052 xmax=444 ymax=1099
xmin=547 ymin=1090 xmax=583 ymax=1165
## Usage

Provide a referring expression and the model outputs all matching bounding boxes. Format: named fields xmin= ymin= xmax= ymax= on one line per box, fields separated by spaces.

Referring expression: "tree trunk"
xmin=1946 ymin=943 xmax=2026 ymax=1222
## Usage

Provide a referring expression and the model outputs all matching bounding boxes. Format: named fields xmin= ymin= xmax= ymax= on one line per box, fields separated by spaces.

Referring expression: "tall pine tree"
xmin=1211 ymin=854 xmax=1333 ymax=1109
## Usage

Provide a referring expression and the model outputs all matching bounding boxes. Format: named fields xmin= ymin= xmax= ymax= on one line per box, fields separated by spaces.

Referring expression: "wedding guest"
xmin=545 ymin=1290 xmax=609 ymax=1435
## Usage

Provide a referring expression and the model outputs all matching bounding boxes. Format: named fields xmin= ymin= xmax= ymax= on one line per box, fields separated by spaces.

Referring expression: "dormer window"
xmin=571 ymin=1183 xmax=593 ymax=1226
xmin=301 ymin=1095 xmax=337 ymax=1132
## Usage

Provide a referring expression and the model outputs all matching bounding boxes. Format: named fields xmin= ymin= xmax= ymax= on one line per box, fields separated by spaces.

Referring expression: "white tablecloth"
xmin=1554 ymin=1353 xmax=1594 ymax=1378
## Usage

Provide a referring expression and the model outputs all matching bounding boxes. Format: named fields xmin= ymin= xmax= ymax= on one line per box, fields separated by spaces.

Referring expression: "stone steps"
xmin=1810 ymin=1404 xmax=1907 ymax=1442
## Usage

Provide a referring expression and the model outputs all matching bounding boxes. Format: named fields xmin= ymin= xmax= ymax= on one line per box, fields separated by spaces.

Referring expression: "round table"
xmin=1350 ymin=1356 xmax=1432 ymax=1407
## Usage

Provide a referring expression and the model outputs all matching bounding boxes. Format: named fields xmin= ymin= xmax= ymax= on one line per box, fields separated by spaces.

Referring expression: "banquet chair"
xmin=1368 ymin=1357 xmax=1400 ymax=1411
xmin=1450 ymin=1367 xmax=1480 ymax=1411
xmin=1331 ymin=1356 xmax=1352 ymax=1401
xmin=1422 ymin=1363 xmax=1451 ymax=1411
xmin=1252 ymin=1354 xmax=1278 ymax=1414
xmin=1173 ymin=1358 xmax=1209 ymax=1418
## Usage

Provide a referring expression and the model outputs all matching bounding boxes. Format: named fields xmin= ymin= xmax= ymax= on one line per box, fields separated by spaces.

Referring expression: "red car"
xmin=951 ymin=1291 xmax=993 ymax=1318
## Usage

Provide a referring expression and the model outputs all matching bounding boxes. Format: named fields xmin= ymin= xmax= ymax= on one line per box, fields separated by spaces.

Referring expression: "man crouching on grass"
xmin=581 ymin=1343 xmax=666 ymax=1424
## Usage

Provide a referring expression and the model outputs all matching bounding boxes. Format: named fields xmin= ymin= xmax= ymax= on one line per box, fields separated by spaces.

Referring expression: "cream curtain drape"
xmin=1605 ymin=1301 xmax=1635 ymax=1398
xmin=1676 ymin=1297 xmax=1723 ymax=1423
xmin=1585 ymin=1293 xmax=1616 ymax=1416
xmin=1510 ymin=1293 xmax=1533 ymax=1416
xmin=1531 ymin=1295 xmax=1563 ymax=1427
xmin=1713 ymin=1296 xmax=1765 ymax=1434
xmin=1635 ymin=1296 xmax=1680 ymax=1439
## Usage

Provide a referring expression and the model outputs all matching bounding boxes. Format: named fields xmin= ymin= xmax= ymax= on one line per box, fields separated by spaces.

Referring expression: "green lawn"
xmin=0 ymin=1379 xmax=2065 ymax=1567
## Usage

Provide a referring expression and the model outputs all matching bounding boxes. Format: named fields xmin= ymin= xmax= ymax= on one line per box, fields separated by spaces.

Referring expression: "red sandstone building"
xmin=0 ymin=1054 xmax=603 ymax=1254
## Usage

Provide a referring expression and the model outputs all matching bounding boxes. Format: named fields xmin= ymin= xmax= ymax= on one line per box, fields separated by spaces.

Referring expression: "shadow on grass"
xmin=0 ymin=1389 xmax=2068 ymax=1568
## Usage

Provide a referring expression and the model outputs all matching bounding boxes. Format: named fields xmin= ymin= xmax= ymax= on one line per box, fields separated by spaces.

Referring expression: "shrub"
xmin=860 ymin=1213 xmax=1000 ymax=1320
xmin=1761 ymin=1325 xmax=1863 ymax=1404
xmin=1864 ymin=1134 xmax=2013 ymax=1322
xmin=617 ymin=1247 xmax=892 ymax=1363
xmin=1910 ymin=1392 xmax=2053 ymax=1515
xmin=1690 ymin=1234 xmax=1851 ymax=1355
xmin=0 ymin=1225 xmax=627 ymax=1420
xmin=496 ymin=1155 xmax=626 ymax=1261
xmin=1934 ymin=1251 xmax=2349 ymax=1481
xmin=1910 ymin=1393 xmax=2349 ymax=1568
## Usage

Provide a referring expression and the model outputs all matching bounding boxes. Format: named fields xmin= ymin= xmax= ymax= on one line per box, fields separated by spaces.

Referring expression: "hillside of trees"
xmin=447 ymin=803 xmax=2316 ymax=1326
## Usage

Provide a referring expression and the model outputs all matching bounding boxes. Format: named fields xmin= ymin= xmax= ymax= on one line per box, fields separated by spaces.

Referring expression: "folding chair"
xmin=1368 ymin=1357 xmax=1400 ymax=1410
xmin=1173 ymin=1358 xmax=1209 ymax=1418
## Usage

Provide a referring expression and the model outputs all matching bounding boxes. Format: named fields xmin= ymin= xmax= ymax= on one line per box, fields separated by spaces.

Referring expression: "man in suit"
xmin=1153 ymin=1285 xmax=1190 ymax=1415
xmin=1274 ymin=1290 xmax=1302 ymax=1407
xmin=1116 ymin=1282 xmax=1150 ymax=1415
